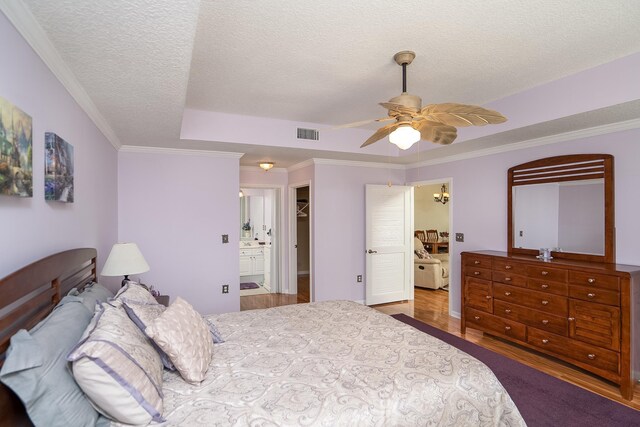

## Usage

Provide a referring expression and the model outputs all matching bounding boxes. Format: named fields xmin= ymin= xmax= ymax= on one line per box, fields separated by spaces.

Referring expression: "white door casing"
xmin=365 ymin=184 xmax=413 ymax=305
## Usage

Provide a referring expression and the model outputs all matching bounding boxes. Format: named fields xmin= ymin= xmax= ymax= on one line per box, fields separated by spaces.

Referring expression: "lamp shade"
xmin=101 ymin=243 xmax=150 ymax=277
xmin=389 ymin=125 xmax=420 ymax=150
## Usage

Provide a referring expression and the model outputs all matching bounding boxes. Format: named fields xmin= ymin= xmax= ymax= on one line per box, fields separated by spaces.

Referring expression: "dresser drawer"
xmin=492 ymin=271 xmax=527 ymax=287
xmin=494 ymin=300 xmax=568 ymax=336
xmin=569 ymin=285 xmax=619 ymax=306
xmin=464 ymin=278 xmax=493 ymax=312
xmin=465 ymin=308 xmax=526 ymax=341
xmin=493 ymin=283 xmax=568 ymax=315
xmin=526 ymin=265 xmax=568 ymax=283
xmin=464 ymin=266 xmax=492 ymax=281
xmin=492 ymin=259 xmax=527 ymax=275
xmin=569 ymin=271 xmax=619 ymax=291
xmin=526 ymin=279 xmax=568 ymax=296
xmin=463 ymin=254 xmax=493 ymax=269
xmin=528 ymin=328 xmax=619 ymax=375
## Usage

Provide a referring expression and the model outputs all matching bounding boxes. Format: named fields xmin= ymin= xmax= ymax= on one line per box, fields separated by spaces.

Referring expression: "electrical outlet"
xmin=222 ymin=234 xmax=229 ymax=243
xmin=222 ymin=284 xmax=229 ymax=294
xmin=455 ymin=233 xmax=464 ymax=242
xmin=357 ymin=275 xmax=362 ymax=283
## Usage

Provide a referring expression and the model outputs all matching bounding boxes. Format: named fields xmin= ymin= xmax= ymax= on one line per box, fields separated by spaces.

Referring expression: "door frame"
xmin=288 ymin=180 xmax=313 ymax=301
xmin=238 ymin=184 xmax=286 ymax=293
xmin=407 ymin=177 xmax=455 ymax=317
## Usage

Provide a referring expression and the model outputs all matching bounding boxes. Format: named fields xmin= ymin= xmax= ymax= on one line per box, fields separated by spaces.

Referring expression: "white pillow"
xmin=67 ymin=303 xmax=164 ymax=424
xmin=145 ymin=297 xmax=214 ymax=383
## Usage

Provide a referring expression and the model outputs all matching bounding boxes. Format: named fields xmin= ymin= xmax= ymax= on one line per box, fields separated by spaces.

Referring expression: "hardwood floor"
xmin=240 ymin=282 xmax=639 ymax=410
xmin=240 ymin=274 xmax=309 ymax=311
xmin=374 ymin=287 xmax=640 ymax=411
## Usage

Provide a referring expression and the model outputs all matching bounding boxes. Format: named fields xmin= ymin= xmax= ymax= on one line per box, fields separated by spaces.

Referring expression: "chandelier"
xmin=433 ymin=184 xmax=450 ymax=205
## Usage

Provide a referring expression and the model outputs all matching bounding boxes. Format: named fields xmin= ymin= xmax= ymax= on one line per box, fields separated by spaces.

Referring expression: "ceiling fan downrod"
xmin=393 ymin=51 xmax=415 ymax=94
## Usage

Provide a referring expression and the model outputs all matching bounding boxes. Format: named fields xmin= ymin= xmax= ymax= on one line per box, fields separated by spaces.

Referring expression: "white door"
xmin=365 ymin=184 xmax=413 ymax=305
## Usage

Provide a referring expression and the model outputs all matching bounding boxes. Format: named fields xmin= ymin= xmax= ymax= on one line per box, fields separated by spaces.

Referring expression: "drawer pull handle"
xmin=587 ymin=293 xmax=596 ymax=298
xmin=568 ymin=317 xmax=575 ymax=322
xmin=504 ymin=291 xmax=511 ymax=296
xmin=541 ymin=271 xmax=549 ymax=276
xmin=542 ymin=319 xmax=549 ymax=325
xmin=504 ymin=277 xmax=512 ymax=282
xmin=485 ymin=295 xmax=492 ymax=299
xmin=541 ymin=300 xmax=549 ymax=305
xmin=474 ymin=271 xmax=481 ymax=276
xmin=587 ymin=354 xmax=596 ymax=360
xmin=541 ymin=284 xmax=549 ymax=289
xmin=504 ymin=326 xmax=511 ymax=331
xmin=505 ymin=309 xmax=512 ymax=314
xmin=505 ymin=265 xmax=512 ymax=270
xmin=474 ymin=260 xmax=480 ymax=265
xmin=542 ymin=339 xmax=549 ymax=344
xmin=474 ymin=316 xmax=480 ymax=320
xmin=587 ymin=278 xmax=596 ymax=284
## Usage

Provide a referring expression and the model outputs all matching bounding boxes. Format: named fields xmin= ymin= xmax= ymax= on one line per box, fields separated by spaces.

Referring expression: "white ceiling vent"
xmin=297 ymin=128 xmax=319 ymax=141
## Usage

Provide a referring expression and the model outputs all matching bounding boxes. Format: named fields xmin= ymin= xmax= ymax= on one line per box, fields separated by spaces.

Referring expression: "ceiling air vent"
xmin=297 ymin=128 xmax=319 ymax=141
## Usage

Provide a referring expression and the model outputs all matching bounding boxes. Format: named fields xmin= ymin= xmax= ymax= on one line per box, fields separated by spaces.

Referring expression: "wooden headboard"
xmin=0 ymin=248 xmax=97 ymax=427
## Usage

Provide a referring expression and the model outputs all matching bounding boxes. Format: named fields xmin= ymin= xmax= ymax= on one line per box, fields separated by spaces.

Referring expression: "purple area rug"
xmin=392 ymin=313 xmax=639 ymax=427
xmin=240 ymin=282 xmax=259 ymax=290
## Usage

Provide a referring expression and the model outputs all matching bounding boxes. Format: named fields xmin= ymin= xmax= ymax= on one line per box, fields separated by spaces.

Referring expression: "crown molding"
xmin=1 ymin=1 xmax=122 ymax=150
xmin=240 ymin=165 xmax=287 ymax=173
xmin=119 ymin=145 xmax=244 ymax=158
xmin=407 ymin=117 xmax=640 ymax=169
xmin=312 ymin=158 xmax=406 ymax=170
xmin=287 ymin=158 xmax=315 ymax=172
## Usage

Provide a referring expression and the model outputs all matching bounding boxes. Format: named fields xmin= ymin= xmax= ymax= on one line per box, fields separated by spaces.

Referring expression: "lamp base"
xmin=121 ymin=274 xmax=131 ymax=287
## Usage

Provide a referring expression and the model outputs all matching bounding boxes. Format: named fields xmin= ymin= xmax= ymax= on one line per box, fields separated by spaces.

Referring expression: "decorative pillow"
xmin=68 ymin=303 xmax=164 ymax=425
xmin=122 ymin=301 xmax=175 ymax=370
xmin=145 ymin=297 xmax=214 ymax=384
xmin=114 ymin=281 xmax=158 ymax=305
xmin=0 ymin=299 xmax=99 ymax=427
xmin=415 ymin=249 xmax=432 ymax=259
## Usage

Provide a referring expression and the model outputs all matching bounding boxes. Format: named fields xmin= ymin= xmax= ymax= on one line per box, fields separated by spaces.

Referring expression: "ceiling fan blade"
xmin=361 ymin=123 xmax=399 ymax=148
xmin=379 ymin=102 xmax=417 ymax=116
xmin=332 ymin=117 xmax=394 ymax=129
xmin=413 ymin=120 xmax=458 ymax=145
xmin=420 ymin=103 xmax=507 ymax=127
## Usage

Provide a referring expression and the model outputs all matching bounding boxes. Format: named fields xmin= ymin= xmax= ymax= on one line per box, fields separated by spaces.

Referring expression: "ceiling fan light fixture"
xmin=389 ymin=125 xmax=420 ymax=150
xmin=259 ymin=162 xmax=274 ymax=171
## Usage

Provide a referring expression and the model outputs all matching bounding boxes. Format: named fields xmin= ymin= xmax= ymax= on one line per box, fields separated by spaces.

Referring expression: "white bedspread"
xmin=148 ymin=301 xmax=525 ymax=426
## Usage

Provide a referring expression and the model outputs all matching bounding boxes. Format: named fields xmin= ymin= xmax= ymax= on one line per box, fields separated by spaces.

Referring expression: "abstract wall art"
xmin=45 ymin=132 xmax=74 ymax=203
xmin=0 ymin=96 xmax=33 ymax=197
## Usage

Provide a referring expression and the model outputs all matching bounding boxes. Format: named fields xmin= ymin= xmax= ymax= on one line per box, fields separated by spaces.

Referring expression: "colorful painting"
xmin=0 ymin=96 xmax=33 ymax=197
xmin=45 ymin=132 xmax=74 ymax=203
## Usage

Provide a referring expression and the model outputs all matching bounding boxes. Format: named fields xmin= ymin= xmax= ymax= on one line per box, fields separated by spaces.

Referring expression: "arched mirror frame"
xmin=508 ymin=154 xmax=615 ymax=264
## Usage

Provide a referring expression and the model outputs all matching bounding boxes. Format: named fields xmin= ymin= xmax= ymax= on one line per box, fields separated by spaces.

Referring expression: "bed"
xmin=0 ymin=249 xmax=525 ymax=426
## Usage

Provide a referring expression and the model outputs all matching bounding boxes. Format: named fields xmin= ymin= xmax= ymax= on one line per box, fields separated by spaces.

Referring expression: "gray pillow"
xmin=0 ymin=300 xmax=99 ymax=427
xmin=78 ymin=281 xmax=114 ymax=312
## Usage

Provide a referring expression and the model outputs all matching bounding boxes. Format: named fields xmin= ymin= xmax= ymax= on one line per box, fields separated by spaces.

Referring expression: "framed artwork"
xmin=45 ymin=132 xmax=74 ymax=203
xmin=0 ymin=96 xmax=33 ymax=197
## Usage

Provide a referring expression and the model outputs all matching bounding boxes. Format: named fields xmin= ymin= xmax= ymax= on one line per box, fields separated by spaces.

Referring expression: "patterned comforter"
xmin=144 ymin=300 xmax=525 ymax=426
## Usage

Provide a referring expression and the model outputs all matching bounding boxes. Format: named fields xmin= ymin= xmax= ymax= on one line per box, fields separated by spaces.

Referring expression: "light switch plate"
xmin=455 ymin=233 xmax=464 ymax=242
xmin=222 ymin=234 xmax=229 ymax=243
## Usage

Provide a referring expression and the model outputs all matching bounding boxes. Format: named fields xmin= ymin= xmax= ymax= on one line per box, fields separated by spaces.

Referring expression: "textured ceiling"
xmin=17 ymin=0 xmax=640 ymax=165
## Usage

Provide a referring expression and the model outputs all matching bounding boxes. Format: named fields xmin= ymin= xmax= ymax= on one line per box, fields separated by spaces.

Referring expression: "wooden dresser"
xmin=461 ymin=250 xmax=640 ymax=400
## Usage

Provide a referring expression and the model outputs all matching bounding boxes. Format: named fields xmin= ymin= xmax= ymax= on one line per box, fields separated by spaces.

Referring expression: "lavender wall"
xmin=0 ymin=13 xmax=118 ymax=284
xmin=406 ymin=129 xmax=640 ymax=316
xmin=313 ymin=164 xmax=406 ymax=302
xmin=118 ymin=150 xmax=240 ymax=314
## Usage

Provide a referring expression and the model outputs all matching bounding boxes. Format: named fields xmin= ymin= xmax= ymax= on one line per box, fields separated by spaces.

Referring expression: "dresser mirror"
xmin=507 ymin=154 xmax=615 ymax=263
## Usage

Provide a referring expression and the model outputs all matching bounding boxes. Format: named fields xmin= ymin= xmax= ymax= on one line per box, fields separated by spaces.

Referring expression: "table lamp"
xmin=101 ymin=243 xmax=150 ymax=286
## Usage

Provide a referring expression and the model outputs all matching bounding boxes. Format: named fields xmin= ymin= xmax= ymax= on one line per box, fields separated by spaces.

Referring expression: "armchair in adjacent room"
xmin=413 ymin=237 xmax=449 ymax=290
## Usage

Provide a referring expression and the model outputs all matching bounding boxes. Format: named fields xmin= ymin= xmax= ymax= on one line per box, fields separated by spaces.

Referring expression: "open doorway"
xmin=413 ymin=180 xmax=452 ymax=316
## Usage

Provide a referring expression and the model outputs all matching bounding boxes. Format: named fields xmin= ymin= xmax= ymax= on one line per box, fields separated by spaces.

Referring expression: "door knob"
xmin=367 ymin=249 xmax=378 ymax=254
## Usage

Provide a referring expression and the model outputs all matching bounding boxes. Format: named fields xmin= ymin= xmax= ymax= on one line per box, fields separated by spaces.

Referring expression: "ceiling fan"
xmin=343 ymin=51 xmax=507 ymax=150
